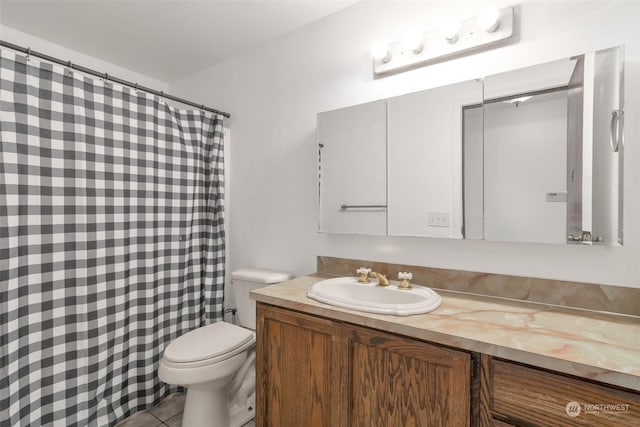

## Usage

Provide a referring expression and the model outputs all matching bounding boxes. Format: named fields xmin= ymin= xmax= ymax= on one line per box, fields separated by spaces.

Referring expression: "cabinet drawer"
xmin=490 ymin=359 xmax=640 ymax=426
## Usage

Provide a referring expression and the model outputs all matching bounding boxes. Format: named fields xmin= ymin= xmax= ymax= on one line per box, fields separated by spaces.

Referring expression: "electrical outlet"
xmin=428 ymin=212 xmax=450 ymax=228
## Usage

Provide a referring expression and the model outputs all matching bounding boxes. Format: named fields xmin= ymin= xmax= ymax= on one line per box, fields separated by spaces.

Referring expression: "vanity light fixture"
xmin=403 ymin=31 xmax=424 ymax=54
xmin=372 ymin=6 xmax=514 ymax=77
xmin=371 ymin=42 xmax=392 ymax=63
xmin=478 ymin=9 xmax=501 ymax=33
xmin=441 ymin=21 xmax=461 ymax=44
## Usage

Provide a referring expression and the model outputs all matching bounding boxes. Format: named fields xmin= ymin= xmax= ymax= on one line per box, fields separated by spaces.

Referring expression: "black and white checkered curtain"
xmin=0 ymin=49 xmax=225 ymax=426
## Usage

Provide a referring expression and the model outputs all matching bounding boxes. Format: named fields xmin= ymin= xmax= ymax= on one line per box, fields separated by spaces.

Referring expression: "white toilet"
xmin=159 ymin=268 xmax=292 ymax=427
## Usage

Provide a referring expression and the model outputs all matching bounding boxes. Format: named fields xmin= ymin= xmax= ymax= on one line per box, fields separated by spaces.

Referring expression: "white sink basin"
xmin=306 ymin=277 xmax=441 ymax=316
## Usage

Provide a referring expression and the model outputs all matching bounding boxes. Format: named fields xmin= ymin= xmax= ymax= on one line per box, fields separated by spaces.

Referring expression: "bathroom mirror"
xmin=464 ymin=46 xmax=624 ymax=245
xmin=317 ymin=100 xmax=388 ymax=235
xmin=317 ymin=46 xmax=624 ymax=246
xmin=318 ymin=79 xmax=481 ymax=236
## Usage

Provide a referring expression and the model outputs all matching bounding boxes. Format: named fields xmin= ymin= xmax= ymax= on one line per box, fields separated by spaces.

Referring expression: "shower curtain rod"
xmin=0 ymin=40 xmax=231 ymax=118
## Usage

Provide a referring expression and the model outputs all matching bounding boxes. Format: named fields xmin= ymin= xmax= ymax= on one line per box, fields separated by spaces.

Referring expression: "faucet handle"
xmin=398 ymin=272 xmax=412 ymax=289
xmin=357 ymin=267 xmax=371 ymax=283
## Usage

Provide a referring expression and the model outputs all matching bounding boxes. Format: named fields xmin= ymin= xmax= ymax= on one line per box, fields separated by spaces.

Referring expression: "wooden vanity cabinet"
xmin=256 ymin=303 xmax=640 ymax=427
xmin=256 ymin=303 xmax=473 ymax=427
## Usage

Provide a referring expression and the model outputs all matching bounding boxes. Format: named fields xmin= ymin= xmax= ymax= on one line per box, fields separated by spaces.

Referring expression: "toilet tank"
xmin=231 ymin=268 xmax=293 ymax=330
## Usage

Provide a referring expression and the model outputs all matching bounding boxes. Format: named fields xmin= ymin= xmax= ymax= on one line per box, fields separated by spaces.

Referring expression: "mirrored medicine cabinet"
xmin=317 ymin=46 xmax=624 ymax=246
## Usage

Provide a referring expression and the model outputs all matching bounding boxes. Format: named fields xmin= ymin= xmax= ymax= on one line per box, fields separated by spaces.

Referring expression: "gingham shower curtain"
xmin=0 ymin=49 xmax=225 ymax=426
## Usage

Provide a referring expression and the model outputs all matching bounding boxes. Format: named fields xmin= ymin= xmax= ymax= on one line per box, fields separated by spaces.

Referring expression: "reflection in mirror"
xmin=317 ymin=46 xmax=623 ymax=246
xmin=463 ymin=46 xmax=624 ymax=246
xmin=318 ymin=79 xmax=482 ymax=237
xmin=388 ymin=79 xmax=482 ymax=238
xmin=318 ymin=100 xmax=387 ymax=235
xmin=465 ymin=88 xmax=569 ymax=244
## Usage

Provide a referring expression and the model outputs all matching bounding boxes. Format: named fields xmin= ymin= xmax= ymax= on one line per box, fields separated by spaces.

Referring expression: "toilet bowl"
xmin=159 ymin=322 xmax=256 ymax=427
xmin=158 ymin=268 xmax=292 ymax=427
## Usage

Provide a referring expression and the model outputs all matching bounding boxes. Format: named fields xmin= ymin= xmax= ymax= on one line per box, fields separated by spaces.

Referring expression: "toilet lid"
xmin=164 ymin=322 xmax=255 ymax=364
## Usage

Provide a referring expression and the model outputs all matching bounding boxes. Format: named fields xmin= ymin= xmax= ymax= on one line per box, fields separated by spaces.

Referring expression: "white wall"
xmin=0 ymin=25 xmax=169 ymax=91
xmin=170 ymin=0 xmax=640 ymax=288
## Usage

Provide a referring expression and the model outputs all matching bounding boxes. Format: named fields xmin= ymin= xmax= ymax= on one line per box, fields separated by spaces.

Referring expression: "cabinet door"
xmin=348 ymin=326 xmax=471 ymax=427
xmin=590 ymin=46 xmax=624 ymax=245
xmin=255 ymin=304 xmax=348 ymax=427
xmin=317 ymin=100 xmax=387 ymax=235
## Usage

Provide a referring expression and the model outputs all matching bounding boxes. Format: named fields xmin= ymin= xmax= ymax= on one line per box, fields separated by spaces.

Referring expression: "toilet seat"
xmin=163 ymin=322 xmax=255 ymax=368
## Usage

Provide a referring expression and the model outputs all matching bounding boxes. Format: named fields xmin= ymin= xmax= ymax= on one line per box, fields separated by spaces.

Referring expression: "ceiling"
xmin=0 ymin=0 xmax=357 ymax=82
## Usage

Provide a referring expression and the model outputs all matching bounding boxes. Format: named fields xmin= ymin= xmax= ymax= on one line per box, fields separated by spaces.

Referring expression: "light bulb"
xmin=441 ymin=20 xmax=460 ymax=43
xmin=402 ymin=31 xmax=423 ymax=54
xmin=371 ymin=42 xmax=392 ymax=63
xmin=478 ymin=9 xmax=500 ymax=32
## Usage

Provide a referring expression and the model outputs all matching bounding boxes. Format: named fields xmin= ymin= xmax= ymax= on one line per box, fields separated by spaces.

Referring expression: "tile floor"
xmin=115 ymin=393 xmax=255 ymax=427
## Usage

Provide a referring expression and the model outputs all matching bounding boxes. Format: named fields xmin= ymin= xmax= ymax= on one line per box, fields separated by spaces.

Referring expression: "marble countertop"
xmin=251 ymin=274 xmax=640 ymax=392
